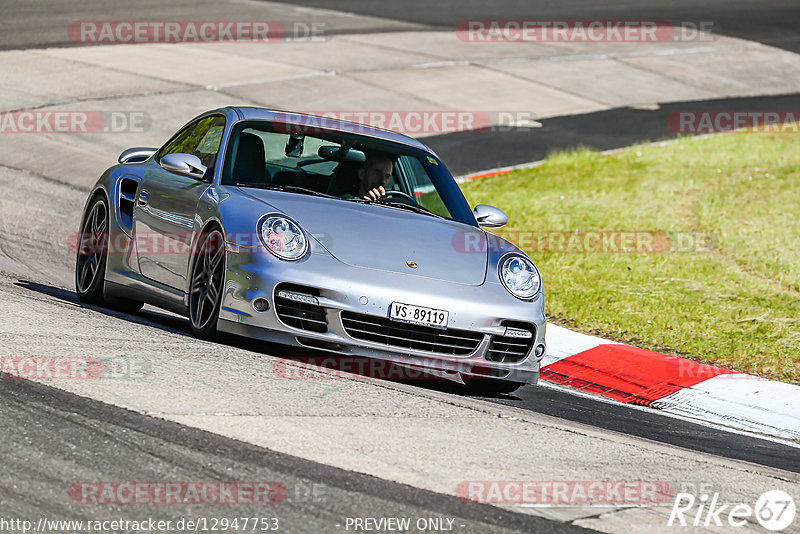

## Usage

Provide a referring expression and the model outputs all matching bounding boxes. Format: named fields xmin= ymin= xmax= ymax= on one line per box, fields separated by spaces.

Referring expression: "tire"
xmin=463 ymin=378 xmax=525 ymax=395
xmin=75 ymin=196 xmax=143 ymax=314
xmin=75 ymin=196 xmax=110 ymax=305
xmin=189 ymin=228 xmax=225 ymax=339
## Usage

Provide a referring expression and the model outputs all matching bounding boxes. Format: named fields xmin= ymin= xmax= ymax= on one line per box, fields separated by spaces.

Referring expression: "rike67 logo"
xmin=669 ymin=490 xmax=796 ymax=531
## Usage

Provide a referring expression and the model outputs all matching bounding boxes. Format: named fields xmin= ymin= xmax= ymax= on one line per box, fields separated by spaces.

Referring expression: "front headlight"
xmin=258 ymin=214 xmax=308 ymax=261
xmin=499 ymin=254 xmax=541 ymax=300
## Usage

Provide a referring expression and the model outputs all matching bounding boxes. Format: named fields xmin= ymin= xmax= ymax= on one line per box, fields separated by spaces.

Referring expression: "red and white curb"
xmin=543 ymin=324 xmax=800 ymax=442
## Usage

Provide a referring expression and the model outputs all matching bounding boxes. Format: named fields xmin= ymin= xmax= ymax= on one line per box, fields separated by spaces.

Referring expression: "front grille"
xmin=486 ymin=322 xmax=534 ymax=363
xmin=341 ymin=312 xmax=483 ymax=355
xmin=274 ymin=284 xmax=327 ymax=333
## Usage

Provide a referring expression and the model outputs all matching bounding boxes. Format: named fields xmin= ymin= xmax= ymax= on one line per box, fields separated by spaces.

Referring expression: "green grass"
xmin=460 ymin=131 xmax=800 ymax=383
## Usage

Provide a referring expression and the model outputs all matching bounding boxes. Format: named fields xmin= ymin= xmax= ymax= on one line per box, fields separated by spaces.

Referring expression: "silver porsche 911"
xmin=75 ymin=107 xmax=546 ymax=394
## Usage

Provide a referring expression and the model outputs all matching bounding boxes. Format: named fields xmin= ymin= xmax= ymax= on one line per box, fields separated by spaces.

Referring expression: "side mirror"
xmin=118 ymin=147 xmax=157 ymax=164
xmin=285 ymin=133 xmax=304 ymax=158
xmin=473 ymin=204 xmax=508 ymax=228
xmin=160 ymin=153 xmax=208 ymax=180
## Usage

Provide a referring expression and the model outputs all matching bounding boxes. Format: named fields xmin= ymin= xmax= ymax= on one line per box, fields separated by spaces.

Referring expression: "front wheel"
xmin=463 ymin=378 xmax=525 ymax=395
xmin=189 ymin=229 xmax=225 ymax=339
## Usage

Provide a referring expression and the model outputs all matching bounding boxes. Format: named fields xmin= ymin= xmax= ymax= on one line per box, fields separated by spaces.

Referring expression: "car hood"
xmin=239 ymin=189 xmax=488 ymax=286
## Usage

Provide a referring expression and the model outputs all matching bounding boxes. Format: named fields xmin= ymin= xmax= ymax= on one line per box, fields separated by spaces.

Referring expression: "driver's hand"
xmin=363 ymin=186 xmax=386 ymax=201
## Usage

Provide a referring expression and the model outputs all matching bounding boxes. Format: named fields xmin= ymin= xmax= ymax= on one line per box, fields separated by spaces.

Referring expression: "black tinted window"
xmin=222 ymin=120 xmax=476 ymax=226
xmin=159 ymin=116 xmax=225 ymax=170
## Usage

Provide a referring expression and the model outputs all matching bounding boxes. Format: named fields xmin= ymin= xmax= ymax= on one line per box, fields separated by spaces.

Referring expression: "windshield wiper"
xmin=235 ymin=183 xmax=338 ymax=199
xmin=375 ymin=199 xmax=445 ymax=219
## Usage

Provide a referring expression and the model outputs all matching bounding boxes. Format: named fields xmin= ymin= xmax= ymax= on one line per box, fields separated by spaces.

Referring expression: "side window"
xmin=398 ymin=155 xmax=453 ymax=219
xmin=158 ymin=116 xmax=226 ymax=172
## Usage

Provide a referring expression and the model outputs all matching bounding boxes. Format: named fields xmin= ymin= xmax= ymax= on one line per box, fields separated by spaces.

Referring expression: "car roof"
xmin=230 ymin=106 xmax=434 ymax=154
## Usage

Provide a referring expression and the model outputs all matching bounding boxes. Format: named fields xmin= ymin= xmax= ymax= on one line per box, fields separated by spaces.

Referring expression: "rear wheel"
xmin=463 ymin=378 xmax=525 ymax=395
xmin=75 ymin=196 xmax=109 ymax=305
xmin=75 ymin=196 xmax=143 ymax=313
xmin=189 ymin=229 xmax=225 ymax=339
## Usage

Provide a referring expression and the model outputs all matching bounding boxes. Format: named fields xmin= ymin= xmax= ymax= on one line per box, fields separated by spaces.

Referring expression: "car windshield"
xmin=220 ymin=120 xmax=476 ymax=226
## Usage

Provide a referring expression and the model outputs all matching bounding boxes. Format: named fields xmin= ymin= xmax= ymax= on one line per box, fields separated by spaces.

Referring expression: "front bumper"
xmin=217 ymin=247 xmax=545 ymax=384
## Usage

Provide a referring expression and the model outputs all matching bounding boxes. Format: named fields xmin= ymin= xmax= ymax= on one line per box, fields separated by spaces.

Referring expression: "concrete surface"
xmin=265 ymin=0 xmax=800 ymax=54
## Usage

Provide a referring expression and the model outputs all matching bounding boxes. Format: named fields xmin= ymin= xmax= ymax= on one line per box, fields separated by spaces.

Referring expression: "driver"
xmin=355 ymin=152 xmax=393 ymax=200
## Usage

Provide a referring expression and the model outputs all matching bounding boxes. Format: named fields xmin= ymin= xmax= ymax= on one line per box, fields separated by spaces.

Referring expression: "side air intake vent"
xmin=486 ymin=321 xmax=535 ymax=363
xmin=274 ymin=283 xmax=328 ymax=333
xmin=118 ymin=177 xmax=140 ymax=233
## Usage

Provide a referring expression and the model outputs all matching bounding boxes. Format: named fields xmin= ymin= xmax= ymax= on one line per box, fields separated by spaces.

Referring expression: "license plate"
xmin=389 ymin=302 xmax=449 ymax=329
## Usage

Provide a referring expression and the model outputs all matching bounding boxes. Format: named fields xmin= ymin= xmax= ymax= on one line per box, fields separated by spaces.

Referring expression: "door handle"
xmin=137 ymin=190 xmax=149 ymax=206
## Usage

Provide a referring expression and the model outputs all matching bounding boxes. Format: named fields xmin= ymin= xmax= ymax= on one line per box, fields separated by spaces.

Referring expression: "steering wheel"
xmin=378 ymin=190 xmax=417 ymax=203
